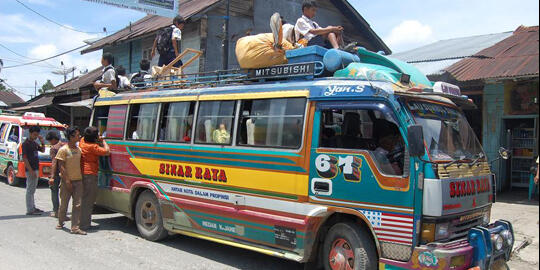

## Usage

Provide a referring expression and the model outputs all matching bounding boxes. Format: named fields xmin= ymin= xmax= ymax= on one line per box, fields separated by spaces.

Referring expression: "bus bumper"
xmin=16 ymin=161 xmax=52 ymax=179
xmin=379 ymin=220 xmax=514 ymax=270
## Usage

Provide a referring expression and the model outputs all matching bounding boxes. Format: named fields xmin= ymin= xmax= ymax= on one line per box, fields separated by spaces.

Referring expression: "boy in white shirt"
xmin=152 ymin=15 xmax=185 ymax=68
xmin=294 ymin=0 xmax=344 ymax=49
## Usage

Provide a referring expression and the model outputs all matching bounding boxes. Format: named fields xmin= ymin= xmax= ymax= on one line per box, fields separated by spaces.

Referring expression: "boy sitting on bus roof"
xmin=93 ymin=52 xmax=117 ymax=91
xmin=294 ymin=0 xmax=344 ymax=49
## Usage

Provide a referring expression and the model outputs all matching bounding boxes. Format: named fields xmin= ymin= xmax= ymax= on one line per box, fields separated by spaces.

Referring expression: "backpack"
xmin=104 ymin=66 xmax=121 ymax=89
xmin=130 ymin=71 xmax=148 ymax=86
xmin=156 ymin=27 xmax=174 ymax=55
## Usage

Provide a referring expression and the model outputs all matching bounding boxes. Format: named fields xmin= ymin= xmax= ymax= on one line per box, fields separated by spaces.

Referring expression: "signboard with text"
xmin=83 ymin=0 xmax=179 ymax=18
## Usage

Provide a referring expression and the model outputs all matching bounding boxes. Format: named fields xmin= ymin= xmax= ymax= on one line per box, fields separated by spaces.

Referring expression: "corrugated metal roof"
xmin=81 ymin=0 xmax=223 ymax=54
xmin=391 ymin=31 xmax=512 ymax=76
xmin=446 ymin=26 xmax=539 ymax=81
xmin=392 ymin=32 xmax=512 ymax=62
xmin=11 ymin=95 xmax=53 ymax=111
xmin=0 ymin=90 xmax=25 ymax=106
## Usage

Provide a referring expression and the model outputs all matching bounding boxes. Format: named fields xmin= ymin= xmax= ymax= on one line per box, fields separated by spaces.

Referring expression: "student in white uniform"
xmin=294 ymin=0 xmax=344 ymax=49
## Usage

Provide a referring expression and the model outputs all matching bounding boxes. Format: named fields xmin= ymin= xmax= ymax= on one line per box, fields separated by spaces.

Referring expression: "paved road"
xmin=0 ymin=180 xmax=537 ymax=270
xmin=0 ymin=180 xmax=303 ymax=270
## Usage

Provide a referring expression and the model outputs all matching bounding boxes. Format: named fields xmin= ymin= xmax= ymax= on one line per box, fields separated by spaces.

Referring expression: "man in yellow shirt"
xmin=55 ymin=127 xmax=86 ymax=235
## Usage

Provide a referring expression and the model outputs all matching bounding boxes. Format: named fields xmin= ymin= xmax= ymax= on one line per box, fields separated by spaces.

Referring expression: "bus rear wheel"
xmin=322 ymin=222 xmax=377 ymax=270
xmin=6 ymin=165 xmax=20 ymax=186
xmin=134 ymin=190 xmax=168 ymax=241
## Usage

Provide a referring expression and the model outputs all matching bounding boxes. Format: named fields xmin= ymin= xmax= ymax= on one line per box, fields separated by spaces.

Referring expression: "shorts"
xmin=307 ymin=35 xmax=332 ymax=49
xmin=158 ymin=51 xmax=183 ymax=68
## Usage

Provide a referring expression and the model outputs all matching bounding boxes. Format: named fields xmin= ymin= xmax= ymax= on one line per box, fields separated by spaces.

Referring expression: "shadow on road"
xmin=496 ymin=189 xmax=539 ymax=206
xmin=92 ymin=215 xmax=304 ymax=270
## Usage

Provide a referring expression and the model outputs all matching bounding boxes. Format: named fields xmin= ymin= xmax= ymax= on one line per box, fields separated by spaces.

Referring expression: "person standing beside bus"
xmin=22 ymin=126 xmax=45 ymax=215
xmin=79 ymin=127 xmax=110 ymax=231
xmin=56 ymin=127 xmax=86 ymax=235
xmin=46 ymin=131 xmax=65 ymax=218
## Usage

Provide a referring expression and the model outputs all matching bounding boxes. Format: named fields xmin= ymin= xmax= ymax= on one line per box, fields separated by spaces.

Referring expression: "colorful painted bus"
xmin=90 ymin=48 xmax=513 ymax=270
xmin=0 ymin=112 xmax=66 ymax=186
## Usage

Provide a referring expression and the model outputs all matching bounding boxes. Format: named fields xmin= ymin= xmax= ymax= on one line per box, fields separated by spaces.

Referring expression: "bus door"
xmin=309 ymin=101 xmax=417 ymax=255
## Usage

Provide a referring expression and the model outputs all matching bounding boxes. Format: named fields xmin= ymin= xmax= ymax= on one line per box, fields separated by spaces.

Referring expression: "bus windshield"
xmin=23 ymin=126 xmax=66 ymax=143
xmin=407 ymin=100 xmax=484 ymax=162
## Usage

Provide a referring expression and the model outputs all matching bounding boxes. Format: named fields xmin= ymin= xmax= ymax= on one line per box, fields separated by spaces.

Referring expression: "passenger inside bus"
xmin=372 ymin=119 xmax=404 ymax=175
xmin=320 ymin=108 xmax=404 ymax=176
xmin=212 ymin=123 xmax=231 ymax=144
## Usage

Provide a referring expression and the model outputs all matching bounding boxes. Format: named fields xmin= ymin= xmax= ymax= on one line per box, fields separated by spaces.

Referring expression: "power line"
xmin=0 ymin=43 xmax=59 ymax=68
xmin=3 ymin=44 xmax=88 ymax=69
xmin=14 ymin=0 xmax=106 ymax=34
xmin=0 ymin=57 xmax=60 ymax=69
xmin=0 ymin=79 xmax=32 ymax=97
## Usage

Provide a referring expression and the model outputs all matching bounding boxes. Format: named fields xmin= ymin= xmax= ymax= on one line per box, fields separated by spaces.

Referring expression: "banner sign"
xmin=83 ymin=0 xmax=179 ymax=18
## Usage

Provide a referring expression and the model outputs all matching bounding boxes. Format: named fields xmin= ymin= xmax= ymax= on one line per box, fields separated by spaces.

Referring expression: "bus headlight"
xmin=491 ymin=234 xmax=504 ymax=251
xmin=435 ymin=222 xmax=450 ymax=240
xmin=482 ymin=210 xmax=491 ymax=225
xmin=501 ymin=230 xmax=513 ymax=246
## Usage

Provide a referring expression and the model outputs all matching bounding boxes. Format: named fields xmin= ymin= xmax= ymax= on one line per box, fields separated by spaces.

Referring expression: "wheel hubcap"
xmin=329 ymin=238 xmax=355 ymax=270
xmin=141 ymin=201 xmax=157 ymax=229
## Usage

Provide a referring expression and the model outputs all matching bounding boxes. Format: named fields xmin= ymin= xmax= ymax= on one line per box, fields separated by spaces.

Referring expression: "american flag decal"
xmin=361 ymin=210 xmax=414 ymax=245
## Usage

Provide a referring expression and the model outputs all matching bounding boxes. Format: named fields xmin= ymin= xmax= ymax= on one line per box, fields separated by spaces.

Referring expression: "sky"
xmin=0 ymin=0 xmax=538 ymax=101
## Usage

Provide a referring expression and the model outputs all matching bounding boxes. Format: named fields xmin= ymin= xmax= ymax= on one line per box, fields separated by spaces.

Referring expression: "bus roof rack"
xmin=131 ymin=61 xmax=325 ymax=91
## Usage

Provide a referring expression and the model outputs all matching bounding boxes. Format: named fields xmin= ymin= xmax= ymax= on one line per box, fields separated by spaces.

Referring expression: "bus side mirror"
xmin=408 ymin=125 xmax=425 ymax=157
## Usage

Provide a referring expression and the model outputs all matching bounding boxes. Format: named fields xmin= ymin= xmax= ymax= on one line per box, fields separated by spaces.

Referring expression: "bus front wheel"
xmin=134 ymin=190 xmax=168 ymax=241
xmin=6 ymin=165 xmax=20 ymax=186
xmin=322 ymin=222 xmax=377 ymax=270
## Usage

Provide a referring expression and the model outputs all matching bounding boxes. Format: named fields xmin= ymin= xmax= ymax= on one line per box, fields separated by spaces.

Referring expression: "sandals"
xmin=70 ymin=229 xmax=87 ymax=235
xmin=56 ymin=224 xmax=64 ymax=230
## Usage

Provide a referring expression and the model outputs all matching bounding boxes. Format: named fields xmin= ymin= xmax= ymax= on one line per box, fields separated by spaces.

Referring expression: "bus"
xmin=0 ymin=112 xmax=66 ymax=186
xmin=90 ymin=48 xmax=513 ymax=270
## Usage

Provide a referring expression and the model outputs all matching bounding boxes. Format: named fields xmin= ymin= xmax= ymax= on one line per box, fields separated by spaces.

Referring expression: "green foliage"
xmin=39 ymin=79 xmax=54 ymax=94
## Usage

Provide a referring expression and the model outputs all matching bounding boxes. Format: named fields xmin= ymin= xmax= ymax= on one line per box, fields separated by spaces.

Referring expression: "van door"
xmin=5 ymin=125 xmax=21 ymax=163
xmin=0 ymin=123 xmax=10 ymax=173
xmin=309 ymin=101 xmax=416 ymax=261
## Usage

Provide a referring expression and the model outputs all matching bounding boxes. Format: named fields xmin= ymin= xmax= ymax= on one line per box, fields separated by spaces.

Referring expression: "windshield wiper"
xmin=468 ymin=152 xmax=485 ymax=168
xmin=443 ymin=155 xmax=466 ymax=170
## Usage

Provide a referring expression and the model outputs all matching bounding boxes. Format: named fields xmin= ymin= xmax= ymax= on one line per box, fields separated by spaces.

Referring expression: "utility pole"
xmin=221 ymin=0 xmax=230 ymax=70
xmin=34 ymin=80 xmax=37 ymax=97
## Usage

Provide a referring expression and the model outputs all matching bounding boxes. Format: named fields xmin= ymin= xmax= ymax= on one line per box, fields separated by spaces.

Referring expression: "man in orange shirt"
xmin=79 ymin=126 xmax=110 ymax=230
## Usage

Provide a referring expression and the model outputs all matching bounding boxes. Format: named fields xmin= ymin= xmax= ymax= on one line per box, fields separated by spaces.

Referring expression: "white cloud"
xmin=0 ymin=12 xmax=104 ymax=100
xmin=29 ymin=44 xmax=58 ymax=59
xmin=385 ymin=20 xmax=434 ymax=52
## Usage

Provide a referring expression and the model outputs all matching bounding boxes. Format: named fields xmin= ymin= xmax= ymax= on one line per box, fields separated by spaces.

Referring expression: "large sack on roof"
xmin=235 ymin=33 xmax=294 ymax=69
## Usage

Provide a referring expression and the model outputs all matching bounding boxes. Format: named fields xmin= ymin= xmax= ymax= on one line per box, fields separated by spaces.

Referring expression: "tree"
xmin=39 ymin=79 xmax=55 ymax=94
xmin=0 ymin=83 xmax=6 ymax=91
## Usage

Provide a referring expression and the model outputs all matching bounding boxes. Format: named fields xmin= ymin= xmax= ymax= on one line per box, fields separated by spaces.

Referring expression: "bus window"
xmin=92 ymin=106 xmax=110 ymax=137
xmin=158 ymin=102 xmax=195 ymax=143
xmin=237 ymin=98 xmax=306 ymax=149
xmin=195 ymin=101 xmax=235 ymax=145
xmin=320 ymin=105 xmax=405 ymax=176
xmin=127 ymin=103 xmax=160 ymax=141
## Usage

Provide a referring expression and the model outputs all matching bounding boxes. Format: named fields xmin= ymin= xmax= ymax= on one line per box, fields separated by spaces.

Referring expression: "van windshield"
xmin=407 ymin=100 xmax=484 ymax=162
xmin=23 ymin=127 xmax=66 ymax=143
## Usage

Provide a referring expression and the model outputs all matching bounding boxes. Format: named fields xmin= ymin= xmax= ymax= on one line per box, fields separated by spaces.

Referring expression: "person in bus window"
xmin=79 ymin=127 xmax=110 ymax=231
xmin=372 ymin=120 xmax=404 ymax=175
xmin=46 ymin=131 xmax=65 ymax=218
xmin=212 ymin=123 xmax=230 ymax=144
xmin=22 ymin=126 xmax=45 ymax=215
